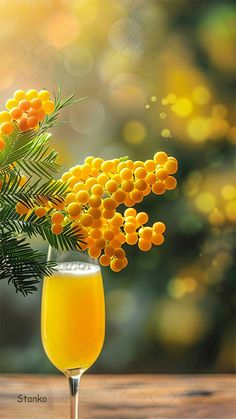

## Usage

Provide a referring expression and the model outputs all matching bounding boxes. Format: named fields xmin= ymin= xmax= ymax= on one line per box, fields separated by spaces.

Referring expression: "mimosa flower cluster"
xmin=32 ymin=152 xmax=177 ymax=272
xmin=2 ymin=88 xmax=178 ymax=273
xmin=0 ymin=89 xmax=54 ymax=150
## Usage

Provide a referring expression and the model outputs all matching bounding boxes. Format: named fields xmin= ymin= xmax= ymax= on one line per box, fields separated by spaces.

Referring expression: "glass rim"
xmin=50 ymin=261 xmax=101 ymax=276
xmin=47 ymin=246 xmax=100 ymax=272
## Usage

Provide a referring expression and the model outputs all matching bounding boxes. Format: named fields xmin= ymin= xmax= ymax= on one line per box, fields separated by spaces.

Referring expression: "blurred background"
xmin=0 ymin=0 xmax=235 ymax=374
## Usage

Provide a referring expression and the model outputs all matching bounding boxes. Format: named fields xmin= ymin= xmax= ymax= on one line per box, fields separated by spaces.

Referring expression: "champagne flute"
xmin=41 ymin=247 xmax=105 ymax=419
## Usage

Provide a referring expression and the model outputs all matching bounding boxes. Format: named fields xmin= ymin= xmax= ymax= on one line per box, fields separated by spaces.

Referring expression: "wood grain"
xmin=0 ymin=374 xmax=235 ymax=418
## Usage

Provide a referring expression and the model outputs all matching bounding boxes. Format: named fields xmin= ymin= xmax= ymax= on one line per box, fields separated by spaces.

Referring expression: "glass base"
xmin=64 ymin=367 xmax=86 ymax=378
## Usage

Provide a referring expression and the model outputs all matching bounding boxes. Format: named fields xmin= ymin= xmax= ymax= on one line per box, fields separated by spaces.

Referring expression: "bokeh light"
xmin=64 ymin=46 xmax=93 ymax=77
xmin=171 ymin=97 xmax=193 ymax=117
xmin=221 ymin=185 xmax=236 ymax=201
xmin=151 ymin=299 xmax=212 ymax=346
xmin=123 ymin=120 xmax=146 ymax=144
xmin=108 ymin=17 xmax=144 ymax=57
xmin=109 ymin=73 xmax=146 ymax=110
xmin=195 ymin=192 xmax=216 ymax=214
xmin=44 ymin=13 xmax=80 ymax=48
xmin=187 ymin=117 xmax=211 ymax=142
xmin=72 ymin=0 xmax=99 ymax=26
xmin=192 ymin=85 xmax=211 ymax=106
xmin=69 ymin=99 xmax=106 ymax=134
xmin=161 ymin=128 xmax=172 ymax=138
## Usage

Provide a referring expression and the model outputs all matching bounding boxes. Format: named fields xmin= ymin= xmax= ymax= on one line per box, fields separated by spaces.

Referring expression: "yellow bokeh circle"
xmin=123 ymin=120 xmax=147 ymax=144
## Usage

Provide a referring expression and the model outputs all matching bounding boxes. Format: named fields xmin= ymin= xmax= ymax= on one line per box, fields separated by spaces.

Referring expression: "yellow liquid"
xmin=41 ymin=262 xmax=105 ymax=373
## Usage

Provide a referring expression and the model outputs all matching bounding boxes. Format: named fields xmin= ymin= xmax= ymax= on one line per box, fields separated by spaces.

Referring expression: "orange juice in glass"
xmin=41 ymin=248 xmax=105 ymax=419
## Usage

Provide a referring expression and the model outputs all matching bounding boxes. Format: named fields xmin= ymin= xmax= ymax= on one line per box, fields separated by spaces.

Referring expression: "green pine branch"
xmin=0 ymin=127 xmax=36 ymax=170
xmin=0 ymin=87 xmax=87 ymax=295
xmin=0 ymin=229 xmax=56 ymax=296
xmin=38 ymin=86 xmax=87 ymax=134
xmin=1 ymin=206 xmax=85 ymax=251
xmin=0 ymin=173 xmax=67 ymax=207
xmin=16 ymin=133 xmax=59 ymax=179
xmin=0 ymin=125 xmax=58 ymax=179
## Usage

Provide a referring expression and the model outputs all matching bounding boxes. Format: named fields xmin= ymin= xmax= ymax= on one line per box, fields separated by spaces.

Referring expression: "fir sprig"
xmin=0 ymin=229 xmax=56 ymax=296
xmin=0 ymin=87 xmax=86 ymax=295
xmin=39 ymin=86 xmax=87 ymax=134
xmin=0 ymin=174 xmax=68 ymax=207
xmin=1 ymin=207 xmax=85 ymax=251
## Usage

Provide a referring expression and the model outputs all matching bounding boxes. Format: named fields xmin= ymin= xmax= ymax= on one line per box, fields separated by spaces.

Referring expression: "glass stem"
xmin=69 ymin=374 xmax=82 ymax=419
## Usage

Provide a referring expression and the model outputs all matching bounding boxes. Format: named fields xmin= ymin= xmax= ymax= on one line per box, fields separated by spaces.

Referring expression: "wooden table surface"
xmin=0 ymin=374 xmax=235 ymax=418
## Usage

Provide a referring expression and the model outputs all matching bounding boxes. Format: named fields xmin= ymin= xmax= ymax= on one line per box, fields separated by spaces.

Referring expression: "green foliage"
xmin=0 ymin=173 xmax=67 ymax=207
xmin=0 ymin=127 xmax=36 ymax=171
xmin=40 ymin=85 xmax=87 ymax=134
xmin=0 ymin=229 xmax=56 ymax=296
xmin=119 ymin=156 xmax=129 ymax=162
xmin=2 ymin=207 xmax=85 ymax=251
xmin=14 ymin=133 xmax=59 ymax=179
xmin=0 ymin=88 xmax=85 ymax=295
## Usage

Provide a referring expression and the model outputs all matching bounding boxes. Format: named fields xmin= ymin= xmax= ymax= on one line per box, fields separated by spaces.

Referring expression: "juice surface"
xmin=41 ymin=262 xmax=105 ymax=373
